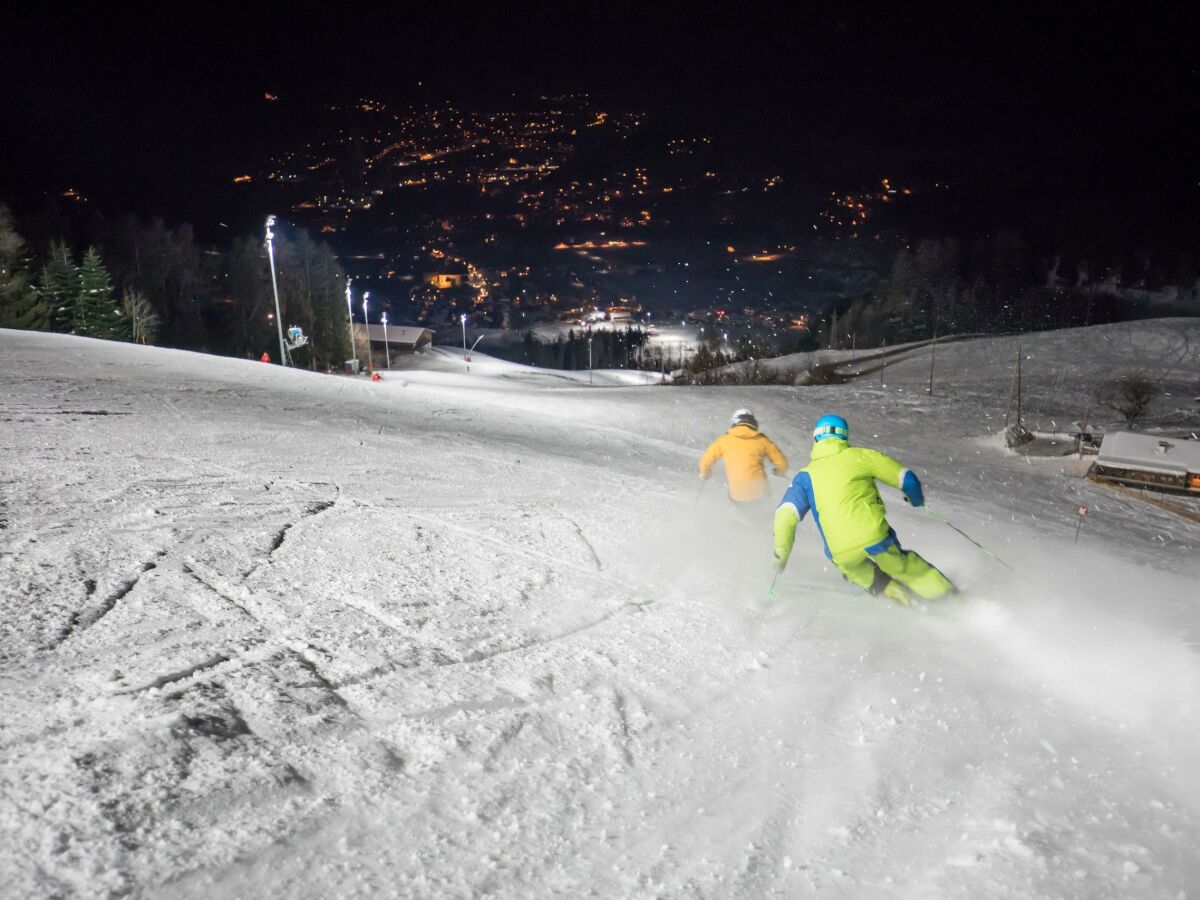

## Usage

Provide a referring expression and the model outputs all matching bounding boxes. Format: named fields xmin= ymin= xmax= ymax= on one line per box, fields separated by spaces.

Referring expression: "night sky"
xmin=5 ymin=4 xmax=1199 ymax=232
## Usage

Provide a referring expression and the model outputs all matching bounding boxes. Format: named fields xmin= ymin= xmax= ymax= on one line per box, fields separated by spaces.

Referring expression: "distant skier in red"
xmin=260 ymin=352 xmax=271 ymax=363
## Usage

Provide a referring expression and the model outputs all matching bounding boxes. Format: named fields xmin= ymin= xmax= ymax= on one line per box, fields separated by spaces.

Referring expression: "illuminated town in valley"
xmin=218 ymin=92 xmax=935 ymax=359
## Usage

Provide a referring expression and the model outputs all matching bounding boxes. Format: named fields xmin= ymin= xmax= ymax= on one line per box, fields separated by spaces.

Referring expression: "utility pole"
xmin=1016 ymin=342 xmax=1023 ymax=432
xmin=1079 ymin=404 xmax=1091 ymax=458
xmin=1004 ymin=342 xmax=1027 ymax=431
xmin=927 ymin=332 xmax=937 ymax=395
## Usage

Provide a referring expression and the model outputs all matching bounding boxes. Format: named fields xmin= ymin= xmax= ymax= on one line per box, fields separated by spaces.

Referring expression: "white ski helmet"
xmin=730 ymin=408 xmax=758 ymax=429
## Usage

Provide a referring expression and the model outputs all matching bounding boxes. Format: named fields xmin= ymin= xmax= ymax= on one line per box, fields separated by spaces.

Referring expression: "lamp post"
xmin=588 ymin=336 xmax=593 ymax=385
xmin=362 ymin=291 xmax=373 ymax=374
xmin=381 ymin=312 xmax=391 ymax=370
xmin=345 ymin=277 xmax=356 ymax=371
xmin=264 ymin=215 xmax=287 ymax=366
xmin=461 ymin=313 xmax=469 ymax=372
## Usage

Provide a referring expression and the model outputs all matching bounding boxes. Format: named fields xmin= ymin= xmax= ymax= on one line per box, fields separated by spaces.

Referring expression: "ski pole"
xmin=767 ymin=571 xmax=779 ymax=598
xmin=693 ymin=477 xmax=708 ymax=509
xmin=924 ymin=505 xmax=1032 ymax=584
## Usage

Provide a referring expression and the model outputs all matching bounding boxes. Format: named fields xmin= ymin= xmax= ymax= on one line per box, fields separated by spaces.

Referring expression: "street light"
xmin=345 ymin=277 xmax=356 ymax=371
xmin=362 ymin=291 xmax=373 ymax=374
xmin=461 ymin=313 xmax=471 ymax=373
xmin=588 ymin=336 xmax=593 ymax=385
xmin=264 ymin=215 xmax=287 ymax=366
xmin=381 ymin=312 xmax=390 ymax=370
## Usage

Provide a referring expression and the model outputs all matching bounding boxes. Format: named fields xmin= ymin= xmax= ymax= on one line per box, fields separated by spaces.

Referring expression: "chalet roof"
xmin=353 ymin=323 xmax=433 ymax=347
xmin=1096 ymin=431 xmax=1200 ymax=476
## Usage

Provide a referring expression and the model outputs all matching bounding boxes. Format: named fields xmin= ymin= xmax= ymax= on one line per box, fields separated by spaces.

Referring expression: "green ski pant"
xmin=833 ymin=543 xmax=953 ymax=600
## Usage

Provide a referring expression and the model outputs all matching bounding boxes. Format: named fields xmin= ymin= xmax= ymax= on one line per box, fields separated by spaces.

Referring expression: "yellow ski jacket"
xmin=699 ymin=424 xmax=789 ymax=502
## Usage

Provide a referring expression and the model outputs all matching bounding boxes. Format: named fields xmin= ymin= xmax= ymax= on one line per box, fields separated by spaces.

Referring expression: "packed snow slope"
xmin=740 ymin=319 xmax=1200 ymax=429
xmin=2 ymin=321 xmax=1199 ymax=899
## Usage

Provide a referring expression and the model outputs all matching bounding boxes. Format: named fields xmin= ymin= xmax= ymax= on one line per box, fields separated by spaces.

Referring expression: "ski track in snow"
xmin=2 ymin=323 xmax=1200 ymax=898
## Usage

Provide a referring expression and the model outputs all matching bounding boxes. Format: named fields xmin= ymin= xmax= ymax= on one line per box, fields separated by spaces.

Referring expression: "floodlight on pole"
xmin=345 ymin=277 xmax=356 ymax=369
xmin=265 ymin=215 xmax=288 ymax=366
xmin=381 ymin=312 xmax=391 ymax=370
xmin=362 ymin=291 xmax=373 ymax=374
xmin=588 ymin=336 xmax=593 ymax=385
xmin=461 ymin=313 xmax=470 ymax=372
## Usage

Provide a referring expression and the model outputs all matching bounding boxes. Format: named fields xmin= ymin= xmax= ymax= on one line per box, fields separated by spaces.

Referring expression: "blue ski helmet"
xmin=813 ymin=414 xmax=849 ymax=443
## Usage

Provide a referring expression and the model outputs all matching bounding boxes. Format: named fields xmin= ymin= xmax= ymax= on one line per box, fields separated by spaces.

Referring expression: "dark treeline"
xmin=0 ymin=203 xmax=351 ymax=370
xmin=483 ymin=324 xmax=822 ymax=373
xmin=484 ymin=327 xmax=653 ymax=370
xmin=7 ymin=198 xmax=1199 ymax=374
xmin=820 ymin=233 xmax=1198 ymax=350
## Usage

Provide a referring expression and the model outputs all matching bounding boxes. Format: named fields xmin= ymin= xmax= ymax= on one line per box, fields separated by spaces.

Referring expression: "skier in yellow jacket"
xmin=772 ymin=414 xmax=955 ymax=604
xmin=699 ymin=409 xmax=789 ymax=508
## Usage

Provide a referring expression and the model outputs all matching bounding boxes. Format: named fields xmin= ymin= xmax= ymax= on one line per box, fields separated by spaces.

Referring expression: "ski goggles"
xmin=813 ymin=424 xmax=849 ymax=441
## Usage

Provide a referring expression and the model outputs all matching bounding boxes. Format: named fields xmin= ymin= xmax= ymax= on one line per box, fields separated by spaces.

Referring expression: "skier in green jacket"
xmin=772 ymin=414 xmax=956 ymax=604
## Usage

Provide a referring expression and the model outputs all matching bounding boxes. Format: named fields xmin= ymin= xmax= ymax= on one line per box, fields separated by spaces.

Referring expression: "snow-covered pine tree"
xmin=39 ymin=242 xmax=80 ymax=333
xmin=0 ymin=205 xmax=50 ymax=331
xmin=75 ymin=247 xmax=127 ymax=339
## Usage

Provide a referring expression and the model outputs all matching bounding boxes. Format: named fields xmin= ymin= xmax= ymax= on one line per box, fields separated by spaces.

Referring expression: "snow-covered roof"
xmin=355 ymin=323 xmax=433 ymax=347
xmin=1096 ymin=430 xmax=1200 ymax=476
